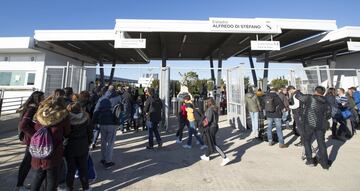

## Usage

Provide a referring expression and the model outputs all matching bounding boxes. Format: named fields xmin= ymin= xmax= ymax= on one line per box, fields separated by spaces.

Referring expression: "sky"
xmin=1 ymin=0 xmax=360 ymax=82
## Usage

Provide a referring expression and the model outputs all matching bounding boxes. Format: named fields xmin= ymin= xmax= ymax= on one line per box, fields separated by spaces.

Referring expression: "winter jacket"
xmin=144 ymin=95 xmax=163 ymax=123
xmin=31 ymin=104 xmax=71 ymax=170
xmin=295 ymin=91 xmax=331 ymax=131
xmin=279 ymin=92 xmax=290 ymax=110
xmin=265 ymin=92 xmax=285 ymax=118
xmin=203 ymin=106 xmax=219 ymax=154
xmin=205 ymin=105 xmax=219 ymax=130
xmin=93 ymin=91 xmax=117 ymax=125
xmin=325 ymin=95 xmax=339 ymax=118
xmin=245 ymin=93 xmax=261 ymax=112
xmin=18 ymin=105 xmax=37 ymax=145
xmin=65 ymin=112 xmax=93 ymax=157
xmin=122 ymin=91 xmax=133 ymax=120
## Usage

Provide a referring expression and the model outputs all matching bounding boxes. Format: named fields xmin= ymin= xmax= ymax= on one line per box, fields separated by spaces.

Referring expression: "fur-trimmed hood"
xmin=36 ymin=104 xmax=69 ymax=127
xmin=69 ymin=112 xmax=89 ymax=125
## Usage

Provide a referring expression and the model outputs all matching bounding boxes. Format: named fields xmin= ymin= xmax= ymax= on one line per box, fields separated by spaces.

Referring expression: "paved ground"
xmin=1 ymin=115 xmax=360 ymax=191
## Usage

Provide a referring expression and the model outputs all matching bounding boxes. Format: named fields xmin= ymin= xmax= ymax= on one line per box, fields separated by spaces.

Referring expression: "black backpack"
xmin=265 ymin=94 xmax=275 ymax=112
xmin=112 ymin=103 xmax=123 ymax=123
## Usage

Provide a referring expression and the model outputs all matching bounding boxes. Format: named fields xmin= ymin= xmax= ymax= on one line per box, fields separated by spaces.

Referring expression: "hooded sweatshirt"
xmin=245 ymin=92 xmax=261 ymax=112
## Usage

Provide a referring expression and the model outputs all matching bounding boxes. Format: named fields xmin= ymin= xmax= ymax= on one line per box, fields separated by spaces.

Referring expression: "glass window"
xmin=27 ymin=73 xmax=35 ymax=85
xmin=0 ymin=72 xmax=12 ymax=85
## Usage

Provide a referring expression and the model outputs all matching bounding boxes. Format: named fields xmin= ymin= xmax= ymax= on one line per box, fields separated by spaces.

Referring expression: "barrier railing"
xmin=0 ymin=96 xmax=28 ymax=117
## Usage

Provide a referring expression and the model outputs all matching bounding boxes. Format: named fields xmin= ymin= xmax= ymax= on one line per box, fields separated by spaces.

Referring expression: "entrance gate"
xmin=226 ymin=66 xmax=246 ymax=130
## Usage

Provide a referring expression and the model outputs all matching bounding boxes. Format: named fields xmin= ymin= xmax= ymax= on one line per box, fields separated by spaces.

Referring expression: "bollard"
xmin=171 ymin=96 xmax=178 ymax=116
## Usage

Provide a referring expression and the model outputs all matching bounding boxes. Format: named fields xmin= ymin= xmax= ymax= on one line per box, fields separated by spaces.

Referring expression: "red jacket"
xmin=180 ymin=104 xmax=187 ymax=120
xmin=19 ymin=106 xmax=37 ymax=146
xmin=31 ymin=116 xmax=71 ymax=170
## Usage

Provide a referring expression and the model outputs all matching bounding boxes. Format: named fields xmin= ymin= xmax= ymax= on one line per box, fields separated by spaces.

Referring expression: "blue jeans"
xmin=187 ymin=121 xmax=204 ymax=146
xmin=249 ymin=112 xmax=259 ymax=134
xmin=146 ymin=120 xmax=162 ymax=147
xmin=267 ymin=118 xmax=284 ymax=144
xmin=92 ymin=125 xmax=100 ymax=145
xmin=100 ymin=125 xmax=117 ymax=163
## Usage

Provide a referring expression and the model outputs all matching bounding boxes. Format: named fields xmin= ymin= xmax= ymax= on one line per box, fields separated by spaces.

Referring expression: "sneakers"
xmin=279 ymin=144 xmax=288 ymax=148
xmin=182 ymin=144 xmax=192 ymax=149
xmin=158 ymin=142 xmax=163 ymax=148
xmin=146 ymin=146 xmax=154 ymax=150
xmin=100 ymin=159 xmax=106 ymax=165
xmin=103 ymin=162 xmax=115 ymax=169
xmin=220 ymin=157 xmax=230 ymax=166
xmin=175 ymin=138 xmax=182 ymax=144
xmin=268 ymin=141 xmax=274 ymax=146
xmin=294 ymin=141 xmax=303 ymax=147
xmin=200 ymin=145 xmax=208 ymax=150
xmin=200 ymin=155 xmax=210 ymax=161
xmin=305 ymin=158 xmax=317 ymax=167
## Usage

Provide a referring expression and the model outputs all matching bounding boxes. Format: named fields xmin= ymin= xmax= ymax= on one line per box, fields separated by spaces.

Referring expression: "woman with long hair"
xmin=200 ymin=98 xmax=230 ymax=166
xmin=325 ymin=87 xmax=341 ymax=139
xmin=30 ymin=95 xmax=71 ymax=191
xmin=15 ymin=91 xmax=44 ymax=191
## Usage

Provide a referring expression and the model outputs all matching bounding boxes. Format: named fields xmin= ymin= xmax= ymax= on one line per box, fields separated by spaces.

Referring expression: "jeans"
xmin=267 ymin=118 xmax=284 ymax=144
xmin=187 ymin=121 xmax=204 ymax=146
xmin=31 ymin=167 xmax=58 ymax=191
xmin=176 ymin=120 xmax=189 ymax=141
xmin=304 ymin=129 xmax=329 ymax=167
xmin=100 ymin=125 xmax=117 ymax=163
xmin=146 ymin=120 xmax=162 ymax=147
xmin=282 ymin=111 xmax=290 ymax=127
xmin=17 ymin=147 xmax=32 ymax=187
xmin=92 ymin=124 xmax=100 ymax=145
xmin=65 ymin=154 xmax=89 ymax=191
xmin=249 ymin=112 xmax=259 ymax=135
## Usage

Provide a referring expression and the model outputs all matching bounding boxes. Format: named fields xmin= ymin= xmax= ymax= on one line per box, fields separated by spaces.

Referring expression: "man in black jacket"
xmin=295 ymin=86 xmax=332 ymax=169
xmin=265 ymin=88 xmax=288 ymax=148
xmin=144 ymin=88 xmax=163 ymax=149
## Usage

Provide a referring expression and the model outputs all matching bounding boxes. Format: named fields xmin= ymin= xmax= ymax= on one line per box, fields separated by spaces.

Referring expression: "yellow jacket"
xmin=184 ymin=100 xmax=195 ymax=122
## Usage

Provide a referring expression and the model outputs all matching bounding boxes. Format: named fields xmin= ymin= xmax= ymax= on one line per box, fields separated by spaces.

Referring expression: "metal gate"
xmin=226 ymin=66 xmax=246 ymax=130
xmin=43 ymin=65 xmax=85 ymax=96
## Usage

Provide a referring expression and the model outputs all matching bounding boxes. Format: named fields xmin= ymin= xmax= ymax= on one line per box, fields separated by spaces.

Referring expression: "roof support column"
xmin=248 ymin=51 xmax=258 ymax=87
xmin=262 ymin=52 xmax=269 ymax=91
xmin=109 ymin=60 xmax=116 ymax=85
xmin=216 ymin=52 xmax=223 ymax=108
xmin=209 ymin=56 xmax=216 ymax=86
xmin=159 ymin=33 xmax=169 ymax=131
xmin=328 ymin=52 xmax=337 ymax=87
xmin=99 ymin=59 xmax=105 ymax=87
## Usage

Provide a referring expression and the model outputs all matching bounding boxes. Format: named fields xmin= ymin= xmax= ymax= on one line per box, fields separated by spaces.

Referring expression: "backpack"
xmin=112 ymin=104 xmax=122 ymax=123
xmin=353 ymin=91 xmax=360 ymax=106
xmin=29 ymin=127 xmax=54 ymax=159
xmin=265 ymin=94 xmax=276 ymax=112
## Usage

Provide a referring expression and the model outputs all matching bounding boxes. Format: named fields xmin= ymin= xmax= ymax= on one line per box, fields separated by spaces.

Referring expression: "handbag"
xmin=341 ymin=109 xmax=352 ymax=119
xmin=202 ymin=117 xmax=209 ymax=127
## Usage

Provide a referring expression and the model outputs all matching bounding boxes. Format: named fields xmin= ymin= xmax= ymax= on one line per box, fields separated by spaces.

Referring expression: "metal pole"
xmin=99 ymin=59 xmax=105 ymax=87
xmin=248 ymin=51 xmax=258 ymax=86
xmin=316 ymin=66 xmax=322 ymax=85
xmin=209 ymin=56 xmax=216 ymax=85
xmin=64 ymin=61 xmax=70 ymax=87
xmin=263 ymin=52 xmax=269 ymax=91
xmin=216 ymin=52 xmax=223 ymax=108
xmin=109 ymin=60 xmax=116 ymax=85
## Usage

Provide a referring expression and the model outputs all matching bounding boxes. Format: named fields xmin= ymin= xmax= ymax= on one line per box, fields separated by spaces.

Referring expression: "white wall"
xmin=0 ymin=53 xmax=45 ymax=90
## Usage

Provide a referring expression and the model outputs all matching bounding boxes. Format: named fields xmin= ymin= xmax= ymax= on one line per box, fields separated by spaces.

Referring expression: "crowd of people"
xmin=13 ymin=82 xmax=360 ymax=190
xmin=14 ymin=83 xmax=230 ymax=191
xmin=245 ymin=85 xmax=359 ymax=170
